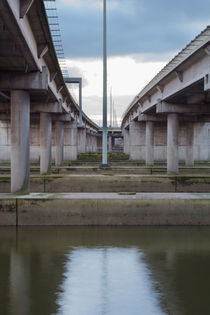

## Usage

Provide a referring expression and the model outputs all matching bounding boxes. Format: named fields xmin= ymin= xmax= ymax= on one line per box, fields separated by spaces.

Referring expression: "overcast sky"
xmin=56 ymin=0 xmax=209 ymax=125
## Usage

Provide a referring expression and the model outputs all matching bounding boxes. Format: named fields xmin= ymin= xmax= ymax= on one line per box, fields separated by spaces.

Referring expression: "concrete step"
xmin=1 ymin=174 xmax=210 ymax=193
xmin=1 ymin=165 xmax=210 ymax=175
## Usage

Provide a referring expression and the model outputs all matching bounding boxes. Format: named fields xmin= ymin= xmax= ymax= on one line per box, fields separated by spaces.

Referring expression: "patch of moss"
xmin=0 ymin=176 xmax=10 ymax=182
xmin=77 ymin=153 xmax=129 ymax=162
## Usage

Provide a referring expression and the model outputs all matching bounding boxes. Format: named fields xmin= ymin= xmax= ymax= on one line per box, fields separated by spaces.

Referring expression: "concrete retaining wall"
xmin=1 ymin=193 xmax=210 ymax=226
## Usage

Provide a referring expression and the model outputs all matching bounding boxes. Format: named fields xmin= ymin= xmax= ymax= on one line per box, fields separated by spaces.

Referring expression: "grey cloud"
xmin=131 ymin=51 xmax=179 ymax=63
xmin=57 ymin=0 xmax=210 ymax=61
xmin=83 ymin=94 xmax=134 ymax=122
xmin=68 ymin=66 xmax=88 ymax=87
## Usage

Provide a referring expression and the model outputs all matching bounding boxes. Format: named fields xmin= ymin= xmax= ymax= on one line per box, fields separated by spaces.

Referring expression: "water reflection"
xmin=57 ymin=248 xmax=164 ymax=315
xmin=0 ymin=227 xmax=210 ymax=315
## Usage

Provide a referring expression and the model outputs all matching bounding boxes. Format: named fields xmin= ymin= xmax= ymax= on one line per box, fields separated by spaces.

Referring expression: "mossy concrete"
xmin=0 ymin=199 xmax=16 ymax=225
xmin=1 ymin=174 xmax=210 ymax=193
xmin=2 ymin=164 xmax=210 ymax=176
xmin=0 ymin=192 xmax=210 ymax=226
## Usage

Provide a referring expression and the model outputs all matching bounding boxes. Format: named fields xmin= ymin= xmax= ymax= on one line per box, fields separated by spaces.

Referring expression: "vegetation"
xmin=77 ymin=153 xmax=129 ymax=161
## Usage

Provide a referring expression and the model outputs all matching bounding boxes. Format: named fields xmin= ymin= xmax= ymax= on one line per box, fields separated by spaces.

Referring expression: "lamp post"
xmin=101 ymin=0 xmax=109 ymax=167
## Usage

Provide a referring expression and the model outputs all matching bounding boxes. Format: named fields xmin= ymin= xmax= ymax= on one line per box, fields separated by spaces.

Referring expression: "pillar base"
xmin=100 ymin=163 xmax=111 ymax=169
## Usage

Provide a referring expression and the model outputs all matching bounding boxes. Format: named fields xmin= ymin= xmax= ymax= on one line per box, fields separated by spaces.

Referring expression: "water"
xmin=0 ymin=227 xmax=210 ymax=315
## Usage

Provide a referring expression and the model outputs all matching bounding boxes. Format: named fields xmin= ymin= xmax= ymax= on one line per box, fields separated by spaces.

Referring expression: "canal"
xmin=0 ymin=227 xmax=210 ymax=315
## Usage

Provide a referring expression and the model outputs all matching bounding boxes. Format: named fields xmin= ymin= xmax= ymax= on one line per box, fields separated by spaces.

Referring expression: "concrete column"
xmin=11 ymin=90 xmax=30 ymax=194
xmin=86 ymin=133 xmax=90 ymax=153
xmin=64 ymin=121 xmax=78 ymax=160
xmin=94 ymin=135 xmax=98 ymax=152
xmin=92 ymin=135 xmax=96 ymax=153
xmin=40 ymin=113 xmax=52 ymax=174
xmin=55 ymin=121 xmax=64 ymax=166
xmin=123 ymin=128 xmax=129 ymax=155
xmin=167 ymin=113 xmax=179 ymax=174
xmin=112 ymin=137 xmax=115 ymax=152
xmin=90 ymin=135 xmax=94 ymax=152
xmin=108 ymin=135 xmax=112 ymax=152
xmin=146 ymin=121 xmax=154 ymax=166
xmin=77 ymin=127 xmax=86 ymax=153
xmin=129 ymin=120 xmax=144 ymax=160
xmin=186 ymin=122 xmax=194 ymax=167
xmin=97 ymin=136 xmax=102 ymax=153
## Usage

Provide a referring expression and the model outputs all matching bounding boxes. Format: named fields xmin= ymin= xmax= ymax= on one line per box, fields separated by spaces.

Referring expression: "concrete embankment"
xmin=1 ymin=163 xmax=210 ymax=226
xmin=0 ymin=192 xmax=210 ymax=226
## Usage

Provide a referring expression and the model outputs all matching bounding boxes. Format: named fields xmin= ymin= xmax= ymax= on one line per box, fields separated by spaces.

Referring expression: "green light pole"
xmin=101 ymin=0 xmax=109 ymax=167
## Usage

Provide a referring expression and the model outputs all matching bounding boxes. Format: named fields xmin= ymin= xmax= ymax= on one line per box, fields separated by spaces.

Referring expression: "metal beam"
xmin=65 ymin=77 xmax=83 ymax=127
xmin=101 ymin=0 xmax=109 ymax=167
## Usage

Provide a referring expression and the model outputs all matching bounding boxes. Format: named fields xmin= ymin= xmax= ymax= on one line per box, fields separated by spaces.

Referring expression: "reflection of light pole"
xmin=101 ymin=0 xmax=109 ymax=167
xmin=64 ymin=77 xmax=83 ymax=127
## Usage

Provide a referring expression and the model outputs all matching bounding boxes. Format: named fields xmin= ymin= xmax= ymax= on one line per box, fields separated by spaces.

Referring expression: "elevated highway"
xmin=122 ymin=26 xmax=210 ymax=173
xmin=0 ymin=0 xmax=101 ymax=193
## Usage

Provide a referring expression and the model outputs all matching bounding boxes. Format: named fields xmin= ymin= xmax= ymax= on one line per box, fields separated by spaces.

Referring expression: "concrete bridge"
xmin=122 ymin=26 xmax=210 ymax=173
xmin=0 ymin=0 xmax=101 ymax=193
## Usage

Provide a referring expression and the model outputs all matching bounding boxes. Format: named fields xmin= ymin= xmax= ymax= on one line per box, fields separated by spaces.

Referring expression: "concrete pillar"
xmin=40 ymin=113 xmax=52 ymax=174
xmin=112 ymin=137 xmax=115 ymax=152
xmin=94 ymin=135 xmax=97 ymax=152
xmin=167 ymin=113 xmax=179 ymax=174
xmin=55 ymin=121 xmax=64 ymax=166
xmin=129 ymin=120 xmax=144 ymax=160
xmin=90 ymin=134 xmax=93 ymax=152
xmin=64 ymin=121 xmax=78 ymax=160
xmin=77 ymin=127 xmax=86 ymax=153
xmin=11 ymin=90 xmax=30 ymax=194
xmin=185 ymin=122 xmax=194 ymax=167
xmin=97 ymin=136 xmax=102 ymax=153
xmin=123 ymin=128 xmax=129 ymax=155
xmin=92 ymin=135 xmax=95 ymax=152
xmin=108 ymin=135 xmax=112 ymax=152
xmin=86 ymin=133 xmax=91 ymax=153
xmin=146 ymin=121 xmax=154 ymax=166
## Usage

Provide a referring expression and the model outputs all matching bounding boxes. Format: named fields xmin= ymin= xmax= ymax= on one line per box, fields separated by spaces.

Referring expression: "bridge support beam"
xmin=146 ymin=121 xmax=154 ymax=166
xmin=186 ymin=122 xmax=194 ymax=167
xmin=11 ymin=90 xmax=30 ymax=194
xmin=40 ymin=113 xmax=52 ymax=174
xmin=55 ymin=121 xmax=64 ymax=166
xmin=167 ymin=113 xmax=179 ymax=174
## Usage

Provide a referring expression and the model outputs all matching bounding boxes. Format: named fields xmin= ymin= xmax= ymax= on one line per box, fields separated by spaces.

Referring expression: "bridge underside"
xmin=122 ymin=26 xmax=210 ymax=174
xmin=123 ymin=78 xmax=210 ymax=172
xmin=0 ymin=1 xmax=101 ymax=194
